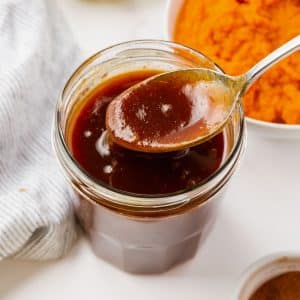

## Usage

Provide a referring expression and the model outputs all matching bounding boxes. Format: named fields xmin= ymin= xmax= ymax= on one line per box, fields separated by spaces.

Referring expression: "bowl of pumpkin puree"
xmin=166 ymin=0 xmax=300 ymax=139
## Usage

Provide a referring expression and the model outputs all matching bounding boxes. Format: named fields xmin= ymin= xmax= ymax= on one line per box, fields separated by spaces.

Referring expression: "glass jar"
xmin=53 ymin=40 xmax=246 ymax=274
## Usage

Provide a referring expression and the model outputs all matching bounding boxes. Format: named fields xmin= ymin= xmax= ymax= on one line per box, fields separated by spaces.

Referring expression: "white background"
xmin=1 ymin=0 xmax=300 ymax=299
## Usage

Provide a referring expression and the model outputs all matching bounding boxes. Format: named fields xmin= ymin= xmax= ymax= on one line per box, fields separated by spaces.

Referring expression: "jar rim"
xmin=54 ymin=39 xmax=245 ymax=207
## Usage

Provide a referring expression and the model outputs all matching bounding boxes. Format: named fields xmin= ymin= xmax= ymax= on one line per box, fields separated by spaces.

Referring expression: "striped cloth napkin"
xmin=0 ymin=0 xmax=79 ymax=260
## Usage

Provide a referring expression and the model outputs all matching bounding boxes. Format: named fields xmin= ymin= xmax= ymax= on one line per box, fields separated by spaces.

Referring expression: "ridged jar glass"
xmin=53 ymin=40 xmax=246 ymax=274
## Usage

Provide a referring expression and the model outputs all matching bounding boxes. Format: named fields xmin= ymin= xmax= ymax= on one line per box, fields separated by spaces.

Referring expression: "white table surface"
xmin=1 ymin=1 xmax=300 ymax=299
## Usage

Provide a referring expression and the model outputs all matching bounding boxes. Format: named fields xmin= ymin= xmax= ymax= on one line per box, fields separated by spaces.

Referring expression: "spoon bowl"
xmin=106 ymin=68 xmax=241 ymax=152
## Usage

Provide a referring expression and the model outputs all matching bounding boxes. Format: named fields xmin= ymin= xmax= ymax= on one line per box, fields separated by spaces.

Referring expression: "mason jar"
xmin=53 ymin=40 xmax=246 ymax=274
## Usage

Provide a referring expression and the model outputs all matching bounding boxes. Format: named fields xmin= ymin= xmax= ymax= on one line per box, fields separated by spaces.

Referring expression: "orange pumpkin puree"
xmin=174 ymin=0 xmax=300 ymax=124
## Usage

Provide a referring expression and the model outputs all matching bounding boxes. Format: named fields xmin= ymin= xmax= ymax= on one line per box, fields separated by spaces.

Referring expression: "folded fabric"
xmin=0 ymin=0 xmax=80 ymax=260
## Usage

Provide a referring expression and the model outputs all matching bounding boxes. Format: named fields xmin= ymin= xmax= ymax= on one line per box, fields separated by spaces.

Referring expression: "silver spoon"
xmin=106 ymin=35 xmax=300 ymax=153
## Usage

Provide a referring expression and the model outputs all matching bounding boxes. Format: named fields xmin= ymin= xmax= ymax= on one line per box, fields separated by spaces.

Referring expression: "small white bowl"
xmin=165 ymin=0 xmax=300 ymax=140
xmin=233 ymin=252 xmax=300 ymax=300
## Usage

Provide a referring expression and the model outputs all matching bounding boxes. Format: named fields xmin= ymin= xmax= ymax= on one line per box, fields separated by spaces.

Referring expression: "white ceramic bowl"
xmin=232 ymin=252 xmax=300 ymax=300
xmin=165 ymin=0 xmax=300 ymax=140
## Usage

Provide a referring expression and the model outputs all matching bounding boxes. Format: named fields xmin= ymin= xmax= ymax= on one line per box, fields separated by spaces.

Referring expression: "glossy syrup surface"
xmin=106 ymin=70 xmax=231 ymax=153
xmin=67 ymin=70 xmax=225 ymax=195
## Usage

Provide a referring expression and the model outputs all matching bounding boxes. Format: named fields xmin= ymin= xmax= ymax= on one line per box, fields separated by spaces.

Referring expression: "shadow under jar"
xmin=53 ymin=40 xmax=246 ymax=274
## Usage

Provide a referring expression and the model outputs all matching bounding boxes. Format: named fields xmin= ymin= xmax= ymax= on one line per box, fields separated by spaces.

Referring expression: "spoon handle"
xmin=244 ymin=35 xmax=300 ymax=90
